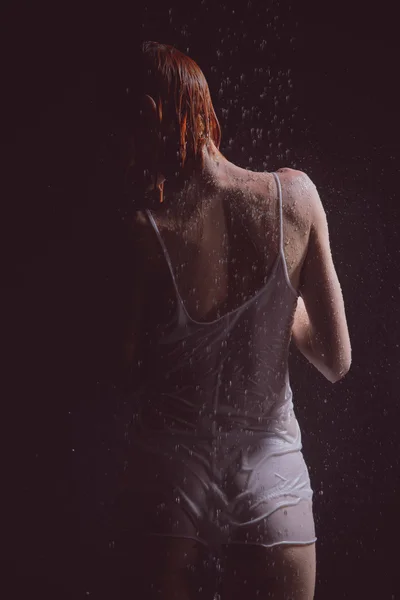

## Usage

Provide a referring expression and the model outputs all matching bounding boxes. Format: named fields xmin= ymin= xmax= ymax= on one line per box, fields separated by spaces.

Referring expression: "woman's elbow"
xmin=326 ymin=354 xmax=352 ymax=383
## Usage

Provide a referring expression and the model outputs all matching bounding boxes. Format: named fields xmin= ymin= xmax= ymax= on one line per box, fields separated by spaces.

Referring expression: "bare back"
xmin=130 ymin=167 xmax=310 ymax=326
xmin=123 ymin=161 xmax=350 ymax=385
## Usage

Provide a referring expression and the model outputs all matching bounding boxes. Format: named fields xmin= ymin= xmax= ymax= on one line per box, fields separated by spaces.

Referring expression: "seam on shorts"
xmin=225 ymin=537 xmax=318 ymax=549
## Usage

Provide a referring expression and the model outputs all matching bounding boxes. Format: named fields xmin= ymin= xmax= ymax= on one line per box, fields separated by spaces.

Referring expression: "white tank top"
xmin=134 ymin=172 xmax=299 ymax=440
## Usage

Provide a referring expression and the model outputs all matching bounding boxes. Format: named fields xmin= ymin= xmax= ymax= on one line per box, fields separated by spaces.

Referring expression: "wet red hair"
xmin=140 ymin=41 xmax=221 ymax=170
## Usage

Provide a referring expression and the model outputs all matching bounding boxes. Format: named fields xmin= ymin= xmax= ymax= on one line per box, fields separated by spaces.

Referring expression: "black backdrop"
xmin=2 ymin=1 xmax=399 ymax=598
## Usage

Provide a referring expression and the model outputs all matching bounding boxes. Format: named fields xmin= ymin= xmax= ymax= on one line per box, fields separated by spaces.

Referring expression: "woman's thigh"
xmin=221 ymin=542 xmax=316 ymax=600
xmin=115 ymin=535 xmax=210 ymax=599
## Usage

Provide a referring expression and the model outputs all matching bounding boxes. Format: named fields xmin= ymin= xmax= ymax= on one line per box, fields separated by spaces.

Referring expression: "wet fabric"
xmin=119 ymin=172 xmax=316 ymax=548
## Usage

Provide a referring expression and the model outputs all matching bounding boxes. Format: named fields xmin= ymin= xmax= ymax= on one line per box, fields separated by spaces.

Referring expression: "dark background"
xmin=2 ymin=1 xmax=399 ymax=598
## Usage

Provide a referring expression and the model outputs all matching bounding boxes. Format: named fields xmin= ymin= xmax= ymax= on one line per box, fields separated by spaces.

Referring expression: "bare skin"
xmin=119 ymin=95 xmax=351 ymax=599
xmin=221 ymin=543 xmax=316 ymax=600
xmin=126 ymin=141 xmax=351 ymax=381
xmin=122 ymin=537 xmax=207 ymax=599
xmin=124 ymin=536 xmax=315 ymax=599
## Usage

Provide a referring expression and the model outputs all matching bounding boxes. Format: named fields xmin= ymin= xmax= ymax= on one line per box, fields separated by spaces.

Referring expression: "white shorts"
xmin=113 ymin=408 xmax=316 ymax=550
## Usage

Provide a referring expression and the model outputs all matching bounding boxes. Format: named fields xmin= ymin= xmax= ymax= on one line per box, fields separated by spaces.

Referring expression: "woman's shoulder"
xmin=230 ymin=165 xmax=313 ymax=209
xmin=274 ymin=167 xmax=318 ymax=223
xmin=241 ymin=166 xmax=314 ymax=244
xmin=275 ymin=166 xmax=313 ymax=187
xmin=228 ymin=164 xmax=311 ymax=194
xmin=275 ymin=167 xmax=318 ymax=199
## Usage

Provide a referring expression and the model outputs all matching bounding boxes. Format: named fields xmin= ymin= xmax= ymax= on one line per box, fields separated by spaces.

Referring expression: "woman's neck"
xmin=163 ymin=142 xmax=231 ymax=201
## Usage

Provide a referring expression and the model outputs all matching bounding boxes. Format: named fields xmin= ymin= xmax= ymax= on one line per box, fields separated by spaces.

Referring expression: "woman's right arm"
xmin=291 ymin=173 xmax=352 ymax=383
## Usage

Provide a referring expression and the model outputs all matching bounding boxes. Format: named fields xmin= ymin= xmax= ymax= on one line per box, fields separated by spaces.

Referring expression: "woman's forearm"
xmin=292 ymin=297 xmax=340 ymax=382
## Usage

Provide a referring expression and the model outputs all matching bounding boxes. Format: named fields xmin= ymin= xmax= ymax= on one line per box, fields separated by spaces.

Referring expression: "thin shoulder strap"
xmin=145 ymin=209 xmax=182 ymax=297
xmin=272 ymin=171 xmax=297 ymax=295
xmin=272 ymin=171 xmax=284 ymax=255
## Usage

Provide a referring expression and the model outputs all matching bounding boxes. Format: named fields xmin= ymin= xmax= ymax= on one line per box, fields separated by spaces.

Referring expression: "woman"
xmin=113 ymin=41 xmax=351 ymax=599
